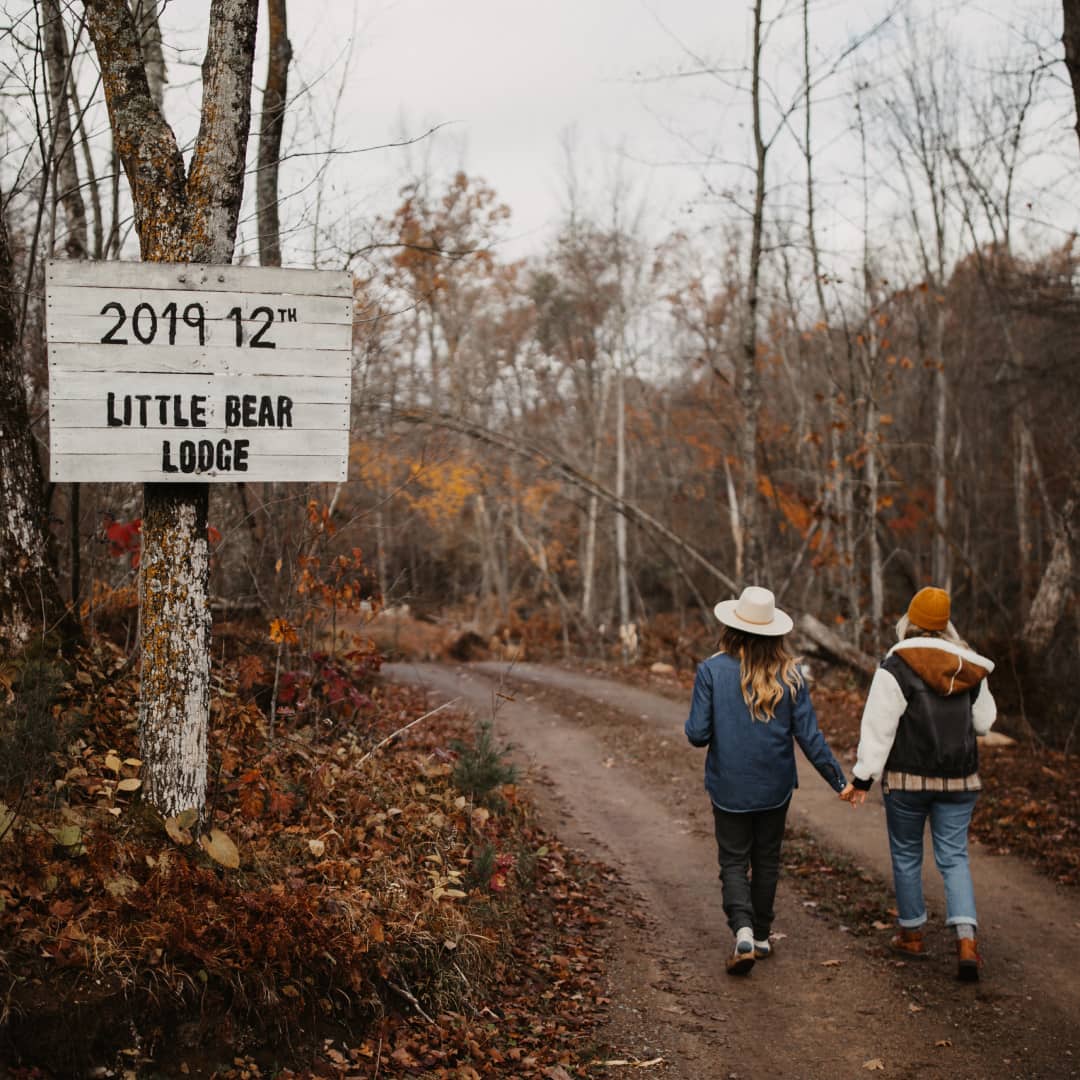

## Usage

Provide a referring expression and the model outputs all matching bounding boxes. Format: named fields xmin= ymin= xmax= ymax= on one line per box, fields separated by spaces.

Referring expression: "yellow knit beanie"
xmin=907 ymin=587 xmax=950 ymax=632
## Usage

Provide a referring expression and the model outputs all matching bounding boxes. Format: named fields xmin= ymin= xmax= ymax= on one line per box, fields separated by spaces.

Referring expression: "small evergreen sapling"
xmin=451 ymin=720 xmax=516 ymax=808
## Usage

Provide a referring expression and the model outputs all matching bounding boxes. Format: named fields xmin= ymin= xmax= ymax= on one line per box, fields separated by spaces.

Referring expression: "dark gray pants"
xmin=711 ymin=799 xmax=790 ymax=940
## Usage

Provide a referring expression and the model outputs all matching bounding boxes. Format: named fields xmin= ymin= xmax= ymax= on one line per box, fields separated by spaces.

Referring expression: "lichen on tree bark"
xmin=138 ymin=487 xmax=211 ymax=816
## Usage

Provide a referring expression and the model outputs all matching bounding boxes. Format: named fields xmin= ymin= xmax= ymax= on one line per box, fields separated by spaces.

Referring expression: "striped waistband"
xmin=882 ymin=771 xmax=982 ymax=793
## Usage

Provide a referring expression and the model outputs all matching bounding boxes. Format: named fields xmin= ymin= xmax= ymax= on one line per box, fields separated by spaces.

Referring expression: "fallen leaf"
xmin=164 ymin=814 xmax=194 ymax=846
xmin=863 ymin=1060 xmax=885 ymax=1071
xmin=390 ymin=1046 xmax=419 ymax=1067
xmin=935 ymin=1040 xmax=952 ymax=1048
xmin=544 ymin=1067 xmax=573 ymax=1080
xmin=116 ymin=777 xmax=142 ymax=793
xmin=872 ymin=920 xmax=891 ymax=930
xmin=908 ymin=1002 xmax=924 ymax=1014
xmin=51 ymin=824 xmax=84 ymax=851
xmin=104 ymin=753 xmax=122 ymax=774
xmin=200 ymin=828 xmax=240 ymax=869
xmin=308 ymin=838 xmax=326 ymax=857
xmin=104 ymin=875 xmax=138 ymax=898
xmin=821 ymin=959 xmax=842 ymax=967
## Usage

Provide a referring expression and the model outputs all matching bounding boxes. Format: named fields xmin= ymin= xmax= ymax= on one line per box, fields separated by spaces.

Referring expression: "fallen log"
xmin=796 ymin=613 xmax=878 ymax=678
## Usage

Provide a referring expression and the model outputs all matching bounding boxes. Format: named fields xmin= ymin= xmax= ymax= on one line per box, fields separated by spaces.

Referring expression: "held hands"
xmin=839 ymin=783 xmax=867 ymax=808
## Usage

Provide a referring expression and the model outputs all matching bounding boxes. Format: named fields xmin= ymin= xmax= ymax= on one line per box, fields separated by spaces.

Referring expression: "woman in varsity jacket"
xmin=839 ymin=587 xmax=997 ymax=981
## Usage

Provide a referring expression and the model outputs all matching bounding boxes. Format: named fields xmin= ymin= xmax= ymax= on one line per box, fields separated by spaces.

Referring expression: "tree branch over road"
xmin=389 ymin=405 xmax=739 ymax=593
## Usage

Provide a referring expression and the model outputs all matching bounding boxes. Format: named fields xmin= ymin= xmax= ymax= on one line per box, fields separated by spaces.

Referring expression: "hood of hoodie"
xmin=887 ymin=637 xmax=994 ymax=696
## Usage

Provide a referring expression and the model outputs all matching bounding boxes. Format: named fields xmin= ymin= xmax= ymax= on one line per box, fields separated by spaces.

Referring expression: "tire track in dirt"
xmin=385 ymin=661 xmax=1080 ymax=1080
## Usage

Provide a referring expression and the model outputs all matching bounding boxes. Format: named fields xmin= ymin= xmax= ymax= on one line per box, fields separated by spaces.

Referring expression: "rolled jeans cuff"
xmin=898 ymin=913 xmax=927 ymax=929
xmin=945 ymin=916 xmax=977 ymax=927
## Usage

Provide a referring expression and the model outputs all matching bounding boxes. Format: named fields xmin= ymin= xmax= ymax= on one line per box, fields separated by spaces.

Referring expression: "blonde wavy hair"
xmin=896 ymin=613 xmax=967 ymax=647
xmin=719 ymin=625 xmax=804 ymax=722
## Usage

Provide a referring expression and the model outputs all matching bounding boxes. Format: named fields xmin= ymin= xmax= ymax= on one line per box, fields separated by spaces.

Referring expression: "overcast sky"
xmin=153 ymin=0 xmax=1073 ymax=268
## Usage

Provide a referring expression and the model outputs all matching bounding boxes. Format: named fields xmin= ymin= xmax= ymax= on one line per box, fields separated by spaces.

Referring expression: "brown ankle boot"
xmin=890 ymin=928 xmax=927 ymax=958
xmin=957 ymin=937 xmax=981 ymax=981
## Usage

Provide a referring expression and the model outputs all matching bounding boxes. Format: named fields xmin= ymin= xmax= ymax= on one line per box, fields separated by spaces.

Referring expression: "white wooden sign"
xmin=46 ymin=261 xmax=353 ymax=483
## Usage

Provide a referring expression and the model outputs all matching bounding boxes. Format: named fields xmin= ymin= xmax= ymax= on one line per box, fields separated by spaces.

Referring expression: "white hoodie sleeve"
xmin=972 ymin=679 xmax=997 ymax=735
xmin=852 ymin=667 xmax=908 ymax=783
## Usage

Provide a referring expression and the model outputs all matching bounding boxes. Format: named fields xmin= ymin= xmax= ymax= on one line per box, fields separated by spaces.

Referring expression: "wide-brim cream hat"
xmin=714 ymin=586 xmax=793 ymax=637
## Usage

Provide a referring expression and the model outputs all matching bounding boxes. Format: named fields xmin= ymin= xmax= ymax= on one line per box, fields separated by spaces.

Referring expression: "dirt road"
xmin=385 ymin=661 xmax=1080 ymax=1080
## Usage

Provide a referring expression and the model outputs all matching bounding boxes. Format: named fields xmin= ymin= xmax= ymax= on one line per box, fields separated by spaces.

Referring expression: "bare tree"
xmin=257 ymin=0 xmax=291 ymax=267
xmin=0 ymin=203 xmax=71 ymax=654
xmin=43 ymin=0 xmax=88 ymax=262
xmin=882 ymin=28 xmax=960 ymax=590
xmin=131 ymin=0 xmax=167 ymax=109
xmin=83 ymin=0 xmax=259 ymax=818
xmin=734 ymin=0 xmax=768 ymax=584
xmin=42 ymin=0 xmax=91 ymax=609
xmin=1018 ymin=1 xmax=1080 ymax=651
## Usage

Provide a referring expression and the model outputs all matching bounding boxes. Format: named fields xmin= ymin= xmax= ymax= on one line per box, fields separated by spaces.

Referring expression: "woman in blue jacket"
xmin=685 ymin=586 xmax=847 ymax=975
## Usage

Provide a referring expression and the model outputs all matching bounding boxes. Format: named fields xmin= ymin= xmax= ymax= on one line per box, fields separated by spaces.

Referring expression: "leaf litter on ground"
xmin=0 ymin=630 xmax=619 ymax=1078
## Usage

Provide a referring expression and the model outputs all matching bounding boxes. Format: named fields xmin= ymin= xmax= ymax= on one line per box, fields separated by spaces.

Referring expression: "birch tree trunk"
xmin=1023 ymin=494 xmax=1077 ymax=653
xmin=0 ymin=208 xmax=71 ymax=655
xmin=581 ymin=489 xmax=600 ymax=624
xmin=614 ymin=350 xmax=632 ymax=659
xmin=84 ymin=0 xmax=259 ymax=819
xmin=580 ymin=371 xmax=610 ymax=625
xmin=723 ymin=455 xmax=744 ymax=584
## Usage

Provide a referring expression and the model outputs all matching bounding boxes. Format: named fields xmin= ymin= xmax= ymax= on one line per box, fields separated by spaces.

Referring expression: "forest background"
xmin=0 ymin=0 xmax=1079 ymax=1073
xmin=4 ymin=0 xmax=1076 ymax=735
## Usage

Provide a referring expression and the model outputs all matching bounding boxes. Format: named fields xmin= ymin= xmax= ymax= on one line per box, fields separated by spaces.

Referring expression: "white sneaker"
xmin=753 ymin=938 xmax=772 ymax=959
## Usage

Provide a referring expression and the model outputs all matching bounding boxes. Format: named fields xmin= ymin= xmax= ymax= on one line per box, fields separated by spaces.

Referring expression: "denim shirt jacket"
xmin=684 ymin=653 xmax=847 ymax=813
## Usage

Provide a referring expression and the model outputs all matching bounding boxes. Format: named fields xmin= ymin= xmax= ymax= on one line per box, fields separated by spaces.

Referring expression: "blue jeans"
xmin=883 ymin=790 xmax=979 ymax=929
